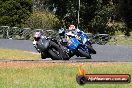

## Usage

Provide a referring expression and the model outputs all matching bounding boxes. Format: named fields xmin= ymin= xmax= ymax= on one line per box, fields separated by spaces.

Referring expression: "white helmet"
xmin=34 ymin=31 xmax=41 ymax=41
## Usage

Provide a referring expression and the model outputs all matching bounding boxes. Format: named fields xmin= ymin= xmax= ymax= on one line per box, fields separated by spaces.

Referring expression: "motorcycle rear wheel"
xmin=48 ymin=41 xmax=62 ymax=60
xmin=48 ymin=49 xmax=62 ymax=60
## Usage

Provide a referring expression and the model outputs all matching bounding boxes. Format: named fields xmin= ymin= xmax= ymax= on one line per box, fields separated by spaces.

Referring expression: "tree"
xmin=23 ymin=11 xmax=60 ymax=30
xmin=33 ymin=0 xmax=131 ymax=34
xmin=41 ymin=0 xmax=99 ymax=31
xmin=90 ymin=2 xmax=117 ymax=34
xmin=119 ymin=0 xmax=132 ymax=36
xmin=0 ymin=0 xmax=32 ymax=27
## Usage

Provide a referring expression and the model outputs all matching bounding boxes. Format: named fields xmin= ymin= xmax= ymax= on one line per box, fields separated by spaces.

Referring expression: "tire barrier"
xmin=0 ymin=26 xmax=57 ymax=40
xmin=86 ymin=33 xmax=111 ymax=45
xmin=1 ymin=26 xmax=131 ymax=45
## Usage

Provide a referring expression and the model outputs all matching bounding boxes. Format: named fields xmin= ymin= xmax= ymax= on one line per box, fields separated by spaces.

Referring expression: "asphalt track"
xmin=0 ymin=39 xmax=132 ymax=62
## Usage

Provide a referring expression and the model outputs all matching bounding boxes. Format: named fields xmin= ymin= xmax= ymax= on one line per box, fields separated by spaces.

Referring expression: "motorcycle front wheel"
xmin=41 ymin=52 xmax=48 ymax=59
xmin=78 ymin=46 xmax=91 ymax=59
xmin=86 ymin=44 xmax=96 ymax=54
xmin=41 ymin=53 xmax=46 ymax=59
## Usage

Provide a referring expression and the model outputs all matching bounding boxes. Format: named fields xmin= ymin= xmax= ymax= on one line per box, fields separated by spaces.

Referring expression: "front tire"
xmin=41 ymin=52 xmax=47 ymax=59
xmin=86 ymin=44 xmax=96 ymax=54
xmin=78 ymin=47 xmax=91 ymax=59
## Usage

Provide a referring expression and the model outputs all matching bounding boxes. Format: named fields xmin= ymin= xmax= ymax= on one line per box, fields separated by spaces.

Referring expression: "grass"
xmin=106 ymin=30 xmax=132 ymax=46
xmin=107 ymin=35 xmax=132 ymax=46
xmin=0 ymin=48 xmax=131 ymax=88
xmin=0 ymin=49 xmax=40 ymax=60
xmin=114 ymin=31 xmax=132 ymax=36
xmin=0 ymin=62 xmax=131 ymax=88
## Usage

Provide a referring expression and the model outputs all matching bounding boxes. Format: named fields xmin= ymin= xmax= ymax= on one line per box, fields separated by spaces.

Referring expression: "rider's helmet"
xmin=34 ymin=31 xmax=42 ymax=41
xmin=69 ymin=25 xmax=76 ymax=31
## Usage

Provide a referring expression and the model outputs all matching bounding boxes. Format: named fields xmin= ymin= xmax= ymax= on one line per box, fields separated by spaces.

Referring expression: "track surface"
xmin=0 ymin=39 xmax=132 ymax=61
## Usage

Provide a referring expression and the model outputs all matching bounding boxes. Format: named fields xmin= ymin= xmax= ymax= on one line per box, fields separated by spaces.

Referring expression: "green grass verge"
xmin=0 ymin=62 xmax=131 ymax=88
xmin=114 ymin=31 xmax=132 ymax=36
xmin=107 ymin=36 xmax=132 ymax=46
xmin=0 ymin=49 xmax=40 ymax=60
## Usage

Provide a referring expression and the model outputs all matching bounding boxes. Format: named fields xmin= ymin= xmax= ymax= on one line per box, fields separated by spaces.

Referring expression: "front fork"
xmin=79 ymin=45 xmax=89 ymax=53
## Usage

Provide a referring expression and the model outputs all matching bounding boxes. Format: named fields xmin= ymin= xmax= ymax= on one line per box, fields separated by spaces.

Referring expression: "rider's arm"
xmin=33 ymin=40 xmax=37 ymax=45
xmin=33 ymin=40 xmax=41 ymax=53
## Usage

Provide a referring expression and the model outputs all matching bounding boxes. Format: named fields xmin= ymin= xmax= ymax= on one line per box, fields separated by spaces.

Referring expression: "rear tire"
xmin=59 ymin=46 xmax=70 ymax=60
xmin=48 ymin=41 xmax=62 ymax=60
xmin=49 ymin=41 xmax=70 ymax=60
xmin=48 ymin=49 xmax=62 ymax=60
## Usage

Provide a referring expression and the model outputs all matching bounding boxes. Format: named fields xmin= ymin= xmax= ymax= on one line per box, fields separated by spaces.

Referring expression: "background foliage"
xmin=0 ymin=0 xmax=132 ymax=35
xmin=33 ymin=0 xmax=132 ymax=35
xmin=22 ymin=11 xmax=60 ymax=30
xmin=0 ymin=0 xmax=32 ymax=27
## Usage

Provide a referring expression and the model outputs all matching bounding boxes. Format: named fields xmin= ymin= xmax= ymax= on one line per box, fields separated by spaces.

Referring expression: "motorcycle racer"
xmin=58 ymin=25 xmax=82 ymax=42
xmin=33 ymin=30 xmax=46 ymax=52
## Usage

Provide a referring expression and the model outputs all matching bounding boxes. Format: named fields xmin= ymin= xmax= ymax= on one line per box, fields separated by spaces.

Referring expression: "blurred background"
xmin=0 ymin=0 xmax=132 ymax=46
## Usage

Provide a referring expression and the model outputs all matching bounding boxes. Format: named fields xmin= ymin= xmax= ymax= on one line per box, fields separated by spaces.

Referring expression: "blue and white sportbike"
xmin=76 ymin=31 xmax=96 ymax=54
xmin=65 ymin=33 xmax=91 ymax=59
xmin=74 ymin=29 xmax=96 ymax=54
